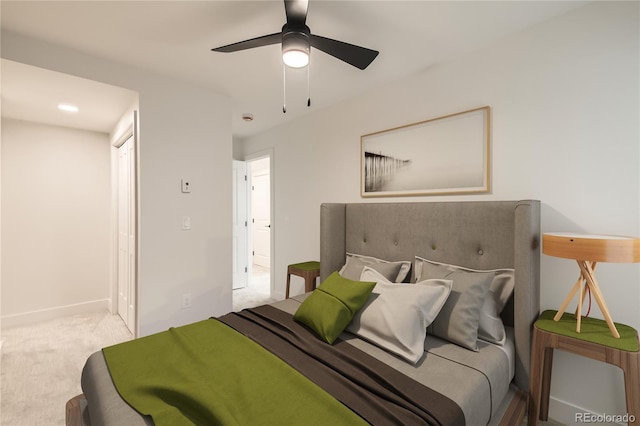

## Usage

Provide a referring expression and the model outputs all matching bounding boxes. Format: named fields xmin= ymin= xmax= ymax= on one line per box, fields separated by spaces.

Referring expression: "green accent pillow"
xmin=294 ymin=271 xmax=376 ymax=344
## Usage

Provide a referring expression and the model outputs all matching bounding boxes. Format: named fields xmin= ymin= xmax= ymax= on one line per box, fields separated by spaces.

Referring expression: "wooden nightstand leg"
xmin=622 ymin=350 xmax=640 ymax=424
xmin=539 ymin=347 xmax=554 ymax=421
xmin=286 ymin=271 xmax=291 ymax=299
xmin=529 ymin=328 xmax=556 ymax=426
xmin=303 ymin=273 xmax=313 ymax=293
xmin=528 ymin=328 xmax=544 ymax=426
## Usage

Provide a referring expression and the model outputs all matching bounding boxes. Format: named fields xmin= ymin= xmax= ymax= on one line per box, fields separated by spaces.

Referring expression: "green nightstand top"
xmin=536 ymin=310 xmax=639 ymax=352
xmin=289 ymin=261 xmax=320 ymax=271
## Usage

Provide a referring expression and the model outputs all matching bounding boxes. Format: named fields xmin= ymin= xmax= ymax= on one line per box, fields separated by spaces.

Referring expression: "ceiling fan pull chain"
xmin=307 ymin=51 xmax=311 ymax=107
xmin=282 ymin=63 xmax=287 ymax=113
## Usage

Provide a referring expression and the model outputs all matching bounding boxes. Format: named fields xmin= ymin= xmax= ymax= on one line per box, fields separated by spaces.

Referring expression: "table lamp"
xmin=543 ymin=232 xmax=640 ymax=338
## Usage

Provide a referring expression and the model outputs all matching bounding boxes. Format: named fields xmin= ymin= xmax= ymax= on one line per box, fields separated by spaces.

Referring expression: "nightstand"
xmin=285 ymin=261 xmax=320 ymax=298
xmin=527 ymin=310 xmax=639 ymax=425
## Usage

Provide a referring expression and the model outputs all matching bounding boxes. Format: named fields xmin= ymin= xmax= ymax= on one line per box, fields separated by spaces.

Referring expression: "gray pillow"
xmin=478 ymin=270 xmax=514 ymax=345
xmin=415 ymin=257 xmax=514 ymax=345
xmin=415 ymin=257 xmax=494 ymax=351
xmin=339 ymin=253 xmax=411 ymax=283
xmin=477 ymin=291 xmax=506 ymax=345
xmin=487 ymin=269 xmax=515 ymax=313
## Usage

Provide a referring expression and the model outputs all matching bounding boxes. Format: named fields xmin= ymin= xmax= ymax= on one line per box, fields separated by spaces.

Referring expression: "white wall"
xmin=239 ymin=1 xmax=639 ymax=422
xmin=1 ymin=32 xmax=233 ymax=336
xmin=1 ymin=119 xmax=111 ymax=324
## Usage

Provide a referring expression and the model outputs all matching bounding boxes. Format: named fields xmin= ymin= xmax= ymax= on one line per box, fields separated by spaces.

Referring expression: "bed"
xmin=72 ymin=200 xmax=540 ymax=426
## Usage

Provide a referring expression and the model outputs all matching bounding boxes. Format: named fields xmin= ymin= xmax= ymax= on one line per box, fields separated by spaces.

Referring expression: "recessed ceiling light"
xmin=58 ymin=103 xmax=79 ymax=113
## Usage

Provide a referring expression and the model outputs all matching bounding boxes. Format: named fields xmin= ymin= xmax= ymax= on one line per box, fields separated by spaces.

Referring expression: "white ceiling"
xmin=1 ymin=59 xmax=138 ymax=134
xmin=0 ymin=0 xmax=588 ymax=138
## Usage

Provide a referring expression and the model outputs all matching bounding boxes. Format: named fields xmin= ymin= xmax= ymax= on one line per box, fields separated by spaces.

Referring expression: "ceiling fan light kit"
xmin=211 ymin=0 xmax=378 ymax=110
xmin=282 ymin=28 xmax=310 ymax=68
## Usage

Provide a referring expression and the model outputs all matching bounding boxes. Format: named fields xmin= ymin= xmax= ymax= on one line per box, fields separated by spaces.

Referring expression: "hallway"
xmin=232 ymin=265 xmax=275 ymax=311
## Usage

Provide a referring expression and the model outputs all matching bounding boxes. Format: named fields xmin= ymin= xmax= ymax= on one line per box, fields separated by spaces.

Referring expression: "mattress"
xmin=81 ymin=295 xmax=513 ymax=426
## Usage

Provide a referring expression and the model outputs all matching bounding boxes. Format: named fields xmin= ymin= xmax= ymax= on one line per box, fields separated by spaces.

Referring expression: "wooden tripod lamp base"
xmin=543 ymin=233 xmax=640 ymax=339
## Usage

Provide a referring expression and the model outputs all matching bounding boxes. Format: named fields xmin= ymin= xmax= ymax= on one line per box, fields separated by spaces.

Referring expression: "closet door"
xmin=117 ymin=135 xmax=136 ymax=333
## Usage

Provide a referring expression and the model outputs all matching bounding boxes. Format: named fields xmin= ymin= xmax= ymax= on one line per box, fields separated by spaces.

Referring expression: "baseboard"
xmin=549 ymin=396 xmax=626 ymax=426
xmin=0 ymin=299 xmax=111 ymax=329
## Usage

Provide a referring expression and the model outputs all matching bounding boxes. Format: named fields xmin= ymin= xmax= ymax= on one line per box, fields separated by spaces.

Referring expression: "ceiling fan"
xmin=211 ymin=0 xmax=379 ymax=71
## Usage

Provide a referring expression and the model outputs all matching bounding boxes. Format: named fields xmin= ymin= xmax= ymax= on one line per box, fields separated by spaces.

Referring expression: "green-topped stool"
xmin=527 ymin=310 xmax=640 ymax=426
xmin=286 ymin=261 xmax=321 ymax=299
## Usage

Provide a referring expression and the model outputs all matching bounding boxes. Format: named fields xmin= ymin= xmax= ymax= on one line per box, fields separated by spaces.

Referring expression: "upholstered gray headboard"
xmin=320 ymin=200 xmax=540 ymax=392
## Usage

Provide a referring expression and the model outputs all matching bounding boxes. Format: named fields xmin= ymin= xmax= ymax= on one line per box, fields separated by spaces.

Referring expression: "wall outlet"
xmin=182 ymin=216 xmax=191 ymax=230
xmin=181 ymin=293 xmax=192 ymax=309
xmin=181 ymin=179 xmax=191 ymax=193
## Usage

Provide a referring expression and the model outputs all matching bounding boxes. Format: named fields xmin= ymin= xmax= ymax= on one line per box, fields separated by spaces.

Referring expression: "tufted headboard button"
xmin=394 ymin=241 xmax=398 ymax=246
xmin=477 ymin=249 xmax=484 ymax=255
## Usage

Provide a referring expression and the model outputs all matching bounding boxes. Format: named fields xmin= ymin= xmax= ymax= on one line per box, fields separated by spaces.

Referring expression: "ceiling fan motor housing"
xmin=282 ymin=24 xmax=311 ymax=67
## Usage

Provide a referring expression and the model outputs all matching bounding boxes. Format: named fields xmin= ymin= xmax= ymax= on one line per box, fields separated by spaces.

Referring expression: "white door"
xmin=117 ymin=135 xmax=136 ymax=333
xmin=252 ymin=172 xmax=271 ymax=268
xmin=232 ymin=160 xmax=248 ymax=289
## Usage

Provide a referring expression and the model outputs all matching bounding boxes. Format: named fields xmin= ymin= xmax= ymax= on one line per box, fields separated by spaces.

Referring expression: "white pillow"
xmin=346 ymin=267 xmax=452 ymax=364
xmin=339 ymin=253 xmax=411 ymax=283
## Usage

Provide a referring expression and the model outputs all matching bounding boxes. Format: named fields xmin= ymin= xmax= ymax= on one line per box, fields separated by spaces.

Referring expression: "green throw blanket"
xmin=102 ymin=318 xmax=366 ymax=426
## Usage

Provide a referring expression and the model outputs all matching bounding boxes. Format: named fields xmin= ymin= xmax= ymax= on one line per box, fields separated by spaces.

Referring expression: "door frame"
xmin=244 ymin=149 xmax=274 ymax=295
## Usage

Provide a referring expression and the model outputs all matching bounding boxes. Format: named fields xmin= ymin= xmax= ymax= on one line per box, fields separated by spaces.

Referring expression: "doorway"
xmin=232 ymin=154 xmax=273 ymax=311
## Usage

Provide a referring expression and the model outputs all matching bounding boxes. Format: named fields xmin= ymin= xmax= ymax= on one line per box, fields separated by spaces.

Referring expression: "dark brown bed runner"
xmin=219 ymin=305 xmax=465 ymax=426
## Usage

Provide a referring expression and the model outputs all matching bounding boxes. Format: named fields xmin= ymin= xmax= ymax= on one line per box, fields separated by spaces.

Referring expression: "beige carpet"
xmin=233 ymin=265 xmax=276 ymax=311
xmin=1 ymin=311 xmax=132 ymax=426
xmin=0 ymin=266 xmax=273 ymax=426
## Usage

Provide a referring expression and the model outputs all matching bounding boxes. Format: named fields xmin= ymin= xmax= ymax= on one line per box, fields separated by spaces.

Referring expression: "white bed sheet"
xmin=489 ymin=326 xmax=515 ymax=382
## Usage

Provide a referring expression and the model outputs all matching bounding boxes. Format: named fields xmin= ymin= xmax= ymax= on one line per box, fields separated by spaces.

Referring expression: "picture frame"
xmin=361 ymin=106 xmax=491 ymax=197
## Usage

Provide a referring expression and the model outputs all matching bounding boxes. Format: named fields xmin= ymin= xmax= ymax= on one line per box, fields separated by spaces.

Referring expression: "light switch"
xmin=181 ymin=179 xmax=191 ymax=193
xmin=182 ymin=216 xmax=191 ymax=230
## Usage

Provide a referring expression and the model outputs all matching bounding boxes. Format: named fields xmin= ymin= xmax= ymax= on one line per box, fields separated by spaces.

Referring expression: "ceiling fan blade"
xmin=310 ymin=34 xmax=379 ymax=70
xmin=211 ymin=32 xmax=282 ymax=53
xmin=284 ymin=0 xmax=308 ymax=26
